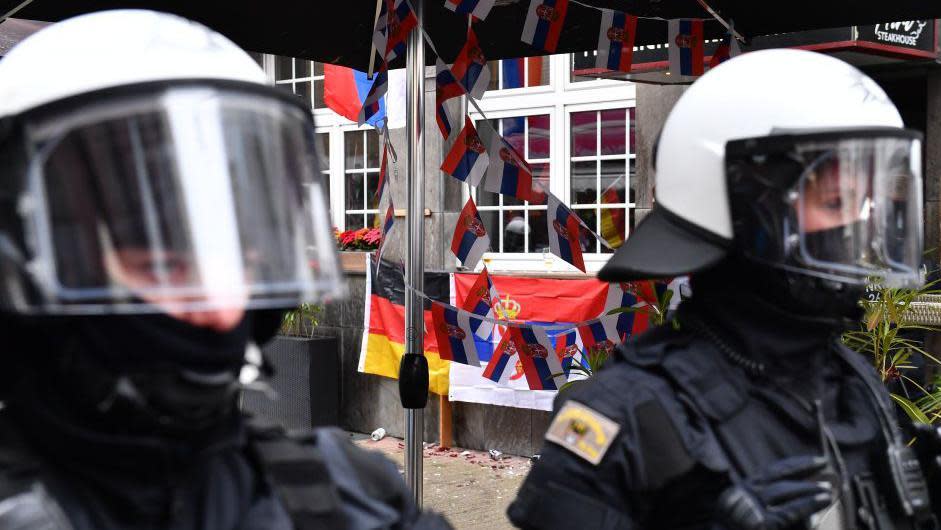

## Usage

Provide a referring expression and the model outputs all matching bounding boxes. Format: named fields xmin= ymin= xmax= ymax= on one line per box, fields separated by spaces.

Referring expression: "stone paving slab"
xmin=354 ymin=435 xmax=531 ymax=530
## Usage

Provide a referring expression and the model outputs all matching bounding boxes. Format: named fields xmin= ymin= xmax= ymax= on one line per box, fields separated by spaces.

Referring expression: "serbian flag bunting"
xmin=554 ymin=328 xmax=589 ymax=377
xmin=441 ymin=116 xmax=489 ymax=187
xmin=431 ymin=302 xmax=482 ymax=367
xmin=514 ymin=326 xmax=566 ymax=391
xmin=603 ymin=280 xmax=672 ymax=340
xmin=547 ymin=194 xmax=586 ymax=272
xmin=577 ymin=314 xmax=621 ymax=359
xmin=596 ymin=10 xmax=637 ymax=73
xmin=377 ymin=200 xmax=396 ymax=264
xmin=383 ymin=0 xmax=418 ymax=62
xmin=376 ymin=144 xmax=389 ymax=200
xmin=483 ymin=134 xmax=533 ymax=201
xmin=521 ymin=0 xmax=569 ymax=53
xmin=668 ymin=19 xmax=705 ymax=77
xmin=358 ymin=70 xmax=388 ymax=125
xmin=451 ymin=198 xmax=491 ymax=270
xmin=452 ymin=25 xmax=491 ymax=100
xmin=435 ymin=59 xmax=464 ymax=139
xmin=482 ymin=330 xmax=517 ymax=383
xmin=459 ymin=266 xmax=500 ymax=339
xmin=709 ymin=32 xmax=741 ymax=68
xmin=444 ymin=0 xmax=496 ymax=20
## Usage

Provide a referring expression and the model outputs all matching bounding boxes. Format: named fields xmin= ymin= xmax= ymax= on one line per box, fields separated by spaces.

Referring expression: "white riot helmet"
xmin=0 ymin=10 xmax=343 ymax=314
xmin=599 ymin=49 xmax=923 ymax=290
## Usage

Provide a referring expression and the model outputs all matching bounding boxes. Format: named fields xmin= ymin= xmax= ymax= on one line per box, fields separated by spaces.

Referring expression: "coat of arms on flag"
xmin=435 ymin=59 xmax=464 ymax=139
xmin=521 ymin=0 xmax=569 ymax=53
xmin=668 ymin=19 xmax=705 ymax=77
xmin=441 ymin=116 xmax=489 ymax=187
xmin=483 ymin=134 xmax=533 ymax=201
xmin=431 ymin=302 xmax=482 ymax=367
xmin=547 ymin=194 xmax=586 ymax=272
xmin=596 ymin=10 xmax=637 ymax=73
xmin=459 ymin=266 xmax=500 ymax=339
xmin=451 ymin=198 xmax=491 ymax=270
xmin=451 ymin=25 xmax=491 ymax=100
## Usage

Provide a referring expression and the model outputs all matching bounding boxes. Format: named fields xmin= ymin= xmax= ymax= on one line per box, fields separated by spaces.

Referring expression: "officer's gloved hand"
xmin=715 ymin=455 xmax=833 ymax=530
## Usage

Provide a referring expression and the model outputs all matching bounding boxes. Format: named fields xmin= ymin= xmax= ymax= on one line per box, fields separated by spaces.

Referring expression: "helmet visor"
xmin=794 ymin=137 xmax=922 ymax=286
xmin=15 ymin=85 xmax=343 ymax=314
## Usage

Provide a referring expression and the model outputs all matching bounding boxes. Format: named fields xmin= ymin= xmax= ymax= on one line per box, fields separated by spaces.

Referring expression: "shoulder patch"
xmin=545 ymin=401 xmax=620 ymax=465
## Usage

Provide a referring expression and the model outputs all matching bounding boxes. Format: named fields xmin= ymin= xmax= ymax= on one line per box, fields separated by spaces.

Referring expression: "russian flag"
xmin=357 ymin=69 xmax=388 ymax=126
xmin=483 ymin=134 xmax=533 ymax=201
xmin=668 ymin=19 xmax=705 ymax=77
xmin=515 ymin=326 xmax=565 ymax=391
xmin=376 ymin=144 xmax=389 ymax=200
xmin=451 ymin=198 xmax=491 ymax=270
xmin=324 ymin=65 xmax=387 ymax=127
xmin=521 ymin=0 xmax=569 ymax=53
xmin=431 ymin=303 xmax=481 ymax=367
xmin=441 ymin=116 xmax=489 ymax=187
xmin=577 ymin=315 xmax=620 ymax=358
xmin=596 ymin=10 xmax=637 ymax=73
xmin=435 ymin=59 xmax=464 ymax=139
xmin=483 ymin=329 xmax=517 ymax=382
xmin=444 ymin=0 xmax=496 ymax=20
xmin=452 ymin=26 xmax=491 ymax=100
xmin=460 ymin=266 xmax=499 ymax=339
xmin=547 ymin=194 xmax=586 ymax=272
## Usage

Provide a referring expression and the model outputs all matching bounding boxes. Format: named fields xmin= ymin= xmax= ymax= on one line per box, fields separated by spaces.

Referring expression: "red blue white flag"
xmin=482 ymin=329 xmax=517 ymax=383
xmin=451 ymin=25 xmax=491 ymax=100
xmin=441 ymin=116 xmax=489 ymax=187
xmin=668 ymin=19 xmax=705 ymax=77
xmin=554 ymin=328 xmax=589 ymax=378
xmin=376 ymin=0 xmax=418 ymax=63
xmin=435 ymin=59 xmax=464 ymax=139
xmin=451 ymin=198 xmax=491 ymax=270
xmin=358 ymin=70 xmax=388 ymax=125
xmin=596 ymin=10 xmax=637 ymax=73
xmin=432 ymin=302 xmax=482 ymax=367
xmin=376 ymin=144 xmax=389 ymax=200
xmin=514 ymin=326 xmax=566 ymax=391
xmin=521 ymin=0 xmax=569 ymax=53
xmin=577 ymin=314 xmax=621 ymax=358
xmin=709 ymin=32 xmax=741 ymax=68
xmin=483 ymin=134 xmax=533 ymax=201
xmin=377 ymin=200 xmax=396 ymax=265
xmin=459 ymin=266 xmax=500 ymax=339
xmin=547 ymin=194 xmax=586 ymax=272
xmin=444 ymin=0 xmax=495 ymax=20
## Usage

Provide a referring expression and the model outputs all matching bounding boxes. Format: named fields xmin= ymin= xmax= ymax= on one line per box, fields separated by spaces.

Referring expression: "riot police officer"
xmin=508 ymin=49 xmax=939 ymax=529
xmin=0 ymin=10 xmax=450 ymax=530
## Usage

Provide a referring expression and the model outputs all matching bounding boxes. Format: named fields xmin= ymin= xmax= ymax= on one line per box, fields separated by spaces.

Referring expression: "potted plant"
xmin=335 ymin=227 xmax=382 ymax=273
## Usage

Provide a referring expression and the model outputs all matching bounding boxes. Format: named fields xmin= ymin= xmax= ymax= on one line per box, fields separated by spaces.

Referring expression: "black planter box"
xmin=241 ymin=335 xmax=340 ymax=429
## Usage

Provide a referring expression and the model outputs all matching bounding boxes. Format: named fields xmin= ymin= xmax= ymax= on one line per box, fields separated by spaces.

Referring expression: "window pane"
xmin=295 ymin=59 xmax=311 ymax=78
xmin=345 ymin=214 xmax=365 ymax=230
xmin=276 ymin=56 xmax=293 ymax=80
xmin=487 ymin=61 xmax=500 ymax=91
xmin=368 ymin=213 xmax=381 ymax=229
xmin=571 ymin=111 xmax=597 ymax=157
xmin=478 ymin=189 xmax=500 ymax=208
xmin=599 ymin=207 xmax=626 ymax=253
xmin=366 ymin=172 xmax=380 ymax=209
xmin=571 ymin=160 xmax=597 ymax=205
xmin=570 ymin=52 xmax=596 ymax=83
xmin=345 ymin=131 xmax=365 ymax=170
xmin=600 ymin=109 xmax=626 ymax=155
xmin=346 ymin=172 xmax=364 ymax=210
xmin=629 ymin=159 xmax=636 ymax=203
xmin=317 ymin=133 xmax=330 ymax=163
xmin=314 ymin=62 xmax=324 ymax=77
xmin=503 ymin=209 xmax=526 ymax=252
xmin=530 ymin=162 xmax=550 ymax=206
xmin=477 ymin=210 xmax=500 ymax=252
xmin=528 ymin=209 xmax=549 ymax=253
xmin=526 ymin=57 xmax=549 ymax=87
xmin=502 ymin=116 xmax=526 ymax=154
xmin=528 ymin=115 xmax=551 ymax=159
xmin=294 ymin=81 xmax=311 ymax=106
xmin=629 ymin=108 xmax=636 ymax=155
xmin=276 ymin=83 xmax=293 ymax=96
xmin=501 ymin=59 xmax=525 ymax=89
xmin=366 ymin=130 xmax=381 ymax=168
xmin=574 ymin=209 xmax=598 ymax=254
xmin=600 ymin=160 xmax=626 ymax=204
xmin=313 ymin=79 xmax=325 ymax=109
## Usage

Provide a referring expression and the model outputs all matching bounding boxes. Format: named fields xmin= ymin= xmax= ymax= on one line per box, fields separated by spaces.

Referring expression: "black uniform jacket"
xmin=508 ymin=293 xmax=910 ymax=530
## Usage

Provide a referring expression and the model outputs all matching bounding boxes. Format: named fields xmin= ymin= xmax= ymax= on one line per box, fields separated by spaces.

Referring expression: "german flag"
xmin=358 ymin=257 xmax=451 ymax=395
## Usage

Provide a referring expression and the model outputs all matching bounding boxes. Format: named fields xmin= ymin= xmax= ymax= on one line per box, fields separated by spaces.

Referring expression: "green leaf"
xmin=892 ymin=394 xmax=932 ymax=424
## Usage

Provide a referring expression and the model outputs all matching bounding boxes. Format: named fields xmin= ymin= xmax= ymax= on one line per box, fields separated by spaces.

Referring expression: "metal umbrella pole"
xmin=400 ymin=0 xmax=428 ymax=508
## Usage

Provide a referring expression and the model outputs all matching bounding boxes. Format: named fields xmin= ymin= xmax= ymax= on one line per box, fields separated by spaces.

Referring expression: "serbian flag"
xmin=376 ymin=144 xmax=389 ymax=200
xmin=382 ymin=0 xmax=418 ymax=62
xmin=709 ymin=32 xmax=741 ymax=68
xmin=358 ymin=69 xmax=388 ymax=125
xmin=451 ymin=198 xmax=491 ymax=270
xmin=547 ymin=194 xmax=586 ymax=273
xmin=514 ymin=326 xmax=566 ymax=391
xmin=482 ymin=330 xmax=517 ymax=383
xmin=603 ymin=280 xmax=673 ymax=340
xmin=444 ymin=0 xmax=495 ymax=20
xmin=554 ymin=328 xmax=589 ymax=378
xmin=521 ymin=0 xmax=568 ymax=53
xmin=483 ymin=134 xmax=533 ymax=201
xmin=668 ymin=19 xmax=705 ymax=77
xmin=577 ymin=314 xmax=621 ymax=358
xmin=431 ymin=302 xmax=482 ymax=367
xmin=441 ymin=117 xmax=489 ymax=187
xmin=435 ymin=59 xmax=464 ymax=139
xmin=459 ymin=266 xmax=499 ymax=339
xmin=376 ymin=200 xmax=395 ymax=264
xmin=452 ymin=25 xmax=491 ymax=100
xmin=596 ymin=10 xmax=637 ymax=73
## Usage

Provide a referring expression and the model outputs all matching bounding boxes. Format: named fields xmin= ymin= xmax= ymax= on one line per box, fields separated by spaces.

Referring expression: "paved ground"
xmin=353 ymin=435 xmax=531 ymax=529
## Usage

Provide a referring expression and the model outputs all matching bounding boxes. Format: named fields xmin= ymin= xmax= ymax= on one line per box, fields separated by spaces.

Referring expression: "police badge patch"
xmin=545 ymin=401 xmax=620 ymax=465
